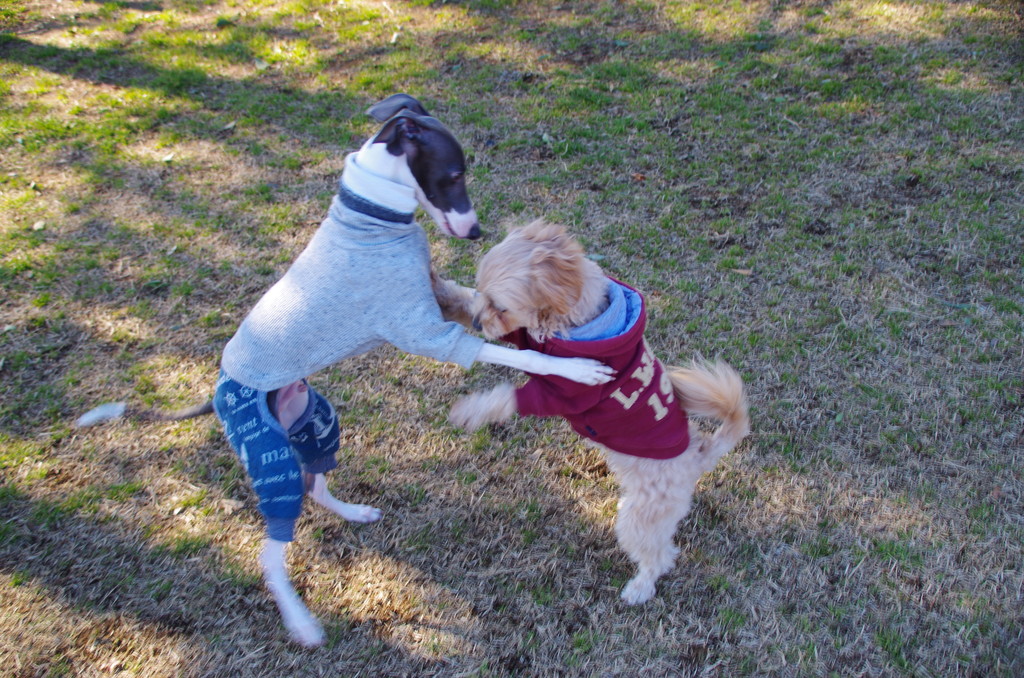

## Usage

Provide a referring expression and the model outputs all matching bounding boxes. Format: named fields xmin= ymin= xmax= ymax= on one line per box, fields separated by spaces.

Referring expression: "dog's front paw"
xmin=557 ymin=357 xmax=616 ymax=385
xmin=620 ymin=576 xmax=656 ymax=605
xmin=431 ymin=271 xmax=476 ymax=329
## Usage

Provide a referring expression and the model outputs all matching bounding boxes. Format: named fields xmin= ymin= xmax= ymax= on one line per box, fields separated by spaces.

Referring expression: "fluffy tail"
xmin=75 ymin=400 xmax=214 ymax=427
xmin=667 ymin=359 xmax=750 ymax=472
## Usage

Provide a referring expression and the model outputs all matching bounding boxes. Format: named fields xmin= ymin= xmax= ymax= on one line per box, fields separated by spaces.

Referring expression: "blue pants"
xmin=213 ymin=370 xmax=340 ymax=541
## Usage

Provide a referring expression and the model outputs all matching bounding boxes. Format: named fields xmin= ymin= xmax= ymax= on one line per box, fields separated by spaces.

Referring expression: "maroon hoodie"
xmin=506 ymin=280 xmax=690 ymax=460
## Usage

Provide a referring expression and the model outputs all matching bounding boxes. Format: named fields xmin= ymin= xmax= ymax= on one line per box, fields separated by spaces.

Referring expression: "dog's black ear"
xmin=366 ymin=93 xmax=430 ymax=122
xmin=372 ymin=114 xmax=420 ymax=142
xmin=371 ymin=114 xmax=422 ymax=155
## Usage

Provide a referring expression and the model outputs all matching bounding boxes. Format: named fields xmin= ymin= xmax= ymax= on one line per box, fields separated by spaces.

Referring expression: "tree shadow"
xmin=0 ymin=466 xmax=492 ymax=675
xmin=2 ymin=0 xmax=1021 ymax=673
xmin=0 ymin=482 xmax=266 ymax=674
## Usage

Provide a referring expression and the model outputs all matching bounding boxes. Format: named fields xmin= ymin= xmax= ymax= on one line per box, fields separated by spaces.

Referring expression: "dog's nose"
xmin=472 ymin=316 xmax=482 ymax=332
xmin=467 ymin=223 xmax=481 ymax=240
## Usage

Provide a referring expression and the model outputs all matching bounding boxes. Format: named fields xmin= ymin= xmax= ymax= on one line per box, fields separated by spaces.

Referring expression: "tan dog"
xmin=449 ymin=220 xmax=750 ymax=604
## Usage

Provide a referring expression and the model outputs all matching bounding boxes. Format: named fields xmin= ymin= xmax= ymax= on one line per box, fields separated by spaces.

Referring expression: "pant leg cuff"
xmin=266 ymin=517 xmax=296 ymax=542
xmin=303 ymin=455 xmax=338 ymax=475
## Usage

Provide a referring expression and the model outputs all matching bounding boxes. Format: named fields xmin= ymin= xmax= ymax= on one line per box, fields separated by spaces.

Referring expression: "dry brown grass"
xmin=1 ymin=0 xmax=1022 ymax=675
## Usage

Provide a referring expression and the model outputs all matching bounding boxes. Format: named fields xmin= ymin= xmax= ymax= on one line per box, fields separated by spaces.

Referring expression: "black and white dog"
xmin=77 ymin=94 xmax=613 ymax=646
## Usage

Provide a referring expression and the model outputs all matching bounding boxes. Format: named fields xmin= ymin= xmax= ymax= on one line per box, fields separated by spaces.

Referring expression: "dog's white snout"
xmin=447 ymin=209 xmax=481 ymax=239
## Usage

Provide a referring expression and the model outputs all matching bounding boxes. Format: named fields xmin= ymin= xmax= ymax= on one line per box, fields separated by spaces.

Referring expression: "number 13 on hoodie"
xmin=609 ymin=340 xmax=675 ymax=421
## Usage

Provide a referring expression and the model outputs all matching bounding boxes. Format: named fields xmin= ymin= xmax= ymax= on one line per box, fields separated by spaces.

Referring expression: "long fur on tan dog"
xmin=449 ymin=220 xmax=750 ymax=604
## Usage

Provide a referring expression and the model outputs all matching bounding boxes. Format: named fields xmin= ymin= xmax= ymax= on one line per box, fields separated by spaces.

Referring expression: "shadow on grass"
xmin=0 ymin=419 xmax=698 ymax=675
xmin=0 ymin=476 xmax=486 ymax=675
xmin=1 ymin=1 xmax=1022 ymax=673
xmin=0 ymin=482 xmax=264 ymax=669
xmin=0 ymin=28 xmax=378 ymax=148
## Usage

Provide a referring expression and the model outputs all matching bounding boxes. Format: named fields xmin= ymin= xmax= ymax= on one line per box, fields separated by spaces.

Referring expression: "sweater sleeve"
xmin=501 ymin=330 xmax=530 ymax=350
xmin=516 ymin=378 xmax=567 ymax=419
xmin=515 ymin=375 xmax=606 ymax=419
xmin=381 ymin=282 xmax=485 ymax=369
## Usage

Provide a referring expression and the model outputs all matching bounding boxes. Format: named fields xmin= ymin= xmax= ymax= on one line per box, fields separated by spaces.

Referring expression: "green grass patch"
xmin=0 ymin=0 xmax=1021 ymax=674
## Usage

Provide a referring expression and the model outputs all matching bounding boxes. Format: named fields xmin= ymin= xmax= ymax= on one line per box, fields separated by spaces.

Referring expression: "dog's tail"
xmin=667 ymin=359 xmax=750 ymax=472
xmin=75 ymin=400 xmax=214 ymax=428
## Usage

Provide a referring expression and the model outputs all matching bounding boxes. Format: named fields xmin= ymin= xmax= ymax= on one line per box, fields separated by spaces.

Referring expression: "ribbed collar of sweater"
xmin=338 ymin=152 xmax=418 ymax=224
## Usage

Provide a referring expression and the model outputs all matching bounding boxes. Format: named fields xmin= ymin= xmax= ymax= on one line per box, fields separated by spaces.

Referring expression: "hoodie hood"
xmin=563 ymin=280 xmax=642 ymax=342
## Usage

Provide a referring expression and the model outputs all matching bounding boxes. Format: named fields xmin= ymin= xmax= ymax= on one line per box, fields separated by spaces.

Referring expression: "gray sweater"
xmin=221 ymin=154 xmax=484 ymax=391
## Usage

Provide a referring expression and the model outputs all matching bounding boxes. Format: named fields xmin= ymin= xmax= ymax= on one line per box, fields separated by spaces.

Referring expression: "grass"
xmin=1 ymin=0 xmax=1022 ymax=675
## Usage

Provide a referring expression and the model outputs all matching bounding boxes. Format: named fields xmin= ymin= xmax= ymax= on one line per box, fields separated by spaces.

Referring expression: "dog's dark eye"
xmin=450 ymin=172 xmax=463 ymax=183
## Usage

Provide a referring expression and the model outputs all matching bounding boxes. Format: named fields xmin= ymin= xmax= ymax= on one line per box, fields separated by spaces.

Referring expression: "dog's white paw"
xmin=262 ymin=544 xmax=326 ymax=648
xmin=450 ymin=385 xmax=516 ymax=432
xmin=337 ymin=502 xmax=382 ymax=523
xmin=560 ymin=357 xmax=616 ymax=385
xmin=308 ymin=474 xmax=382 ymax=523
xmin=620 ymin=576 xmax=656 ymax=605
xmin=284 ymin=611 xmax=325 ymax=648
xmin=449 ymin=395 xmax=487 ymax=431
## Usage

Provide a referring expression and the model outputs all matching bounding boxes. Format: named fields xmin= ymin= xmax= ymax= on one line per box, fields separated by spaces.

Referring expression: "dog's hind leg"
xmin=449 ymin=383 xmax=517 ymax=431
xmin=308 ymin=473 xmax=382 ymax=523
xmin=260 ymin=538 xmax=325 ymax=647
xmin=615 ymin=489 xmax=689 ymax=604
xmin=608 ymin=456 xmax=697 ymax=605
xmin=277 ymin=384 xmax=382 ymax=524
